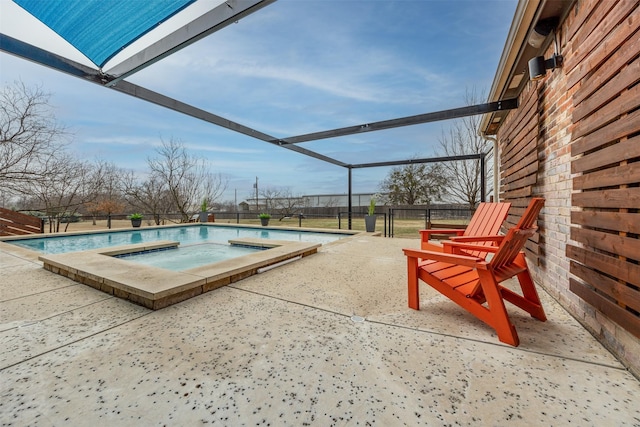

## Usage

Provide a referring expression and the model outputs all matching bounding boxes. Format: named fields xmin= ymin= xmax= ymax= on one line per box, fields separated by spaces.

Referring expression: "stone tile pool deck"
xmin=38 ymin=238 xmax=321 ymax=310
xmin=1 ymin=234 xmax=639 ymax=425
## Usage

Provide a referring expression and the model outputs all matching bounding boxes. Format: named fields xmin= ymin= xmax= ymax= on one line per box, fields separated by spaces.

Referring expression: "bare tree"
xmin=378 ymin=162 xmax=447 ymax=205
xmin=257 ymin=186 xmax=307 ymax=218
xmin=25 ymin=153 xmax=98 ymax=232
xmin=258 ymin=186 xmax=306 ymax=218
xmin=259 ymin=186 xmax=282 ymax=211
xmin=0 ymin=81 xmax=68 ymax=193
xmin=120 ymin=170 xmax=172 ymax=225
xmin=200 ymin=171 xmax=228 ymax=211
xmin=438 ymin=88 xmax=493 ymax=208
xmin=85 ymin=161 xmax=126 ymax=224
xmin=276 ymin=189 xmax=305 ymax=218
xmin=147 ymin=138 xmax=227 ymax=222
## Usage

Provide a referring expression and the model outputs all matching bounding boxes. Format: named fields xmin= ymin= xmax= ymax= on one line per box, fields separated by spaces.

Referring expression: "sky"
xmin=1 ymin=0 xmax=518 ymax=204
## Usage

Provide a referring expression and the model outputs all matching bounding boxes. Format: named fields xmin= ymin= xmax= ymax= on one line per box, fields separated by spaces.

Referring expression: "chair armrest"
xmin=442 ymin=241 xmax=500 ymax=254
xmin=419 ymin=229 xmax=465 ymax=240
xmin=403 ymin=248 xmax=482 ymax=268
xmin=449 ymin=234 xmax=504 ymax=243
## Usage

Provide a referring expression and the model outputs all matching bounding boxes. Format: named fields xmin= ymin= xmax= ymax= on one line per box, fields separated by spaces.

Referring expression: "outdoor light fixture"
xmin=528 ymin=54 xmax=563 ymax=81
xmin=527 ymin=16 xmax=563 ymax=81
xmin=528 ymin=17 xmax=559 ymax=48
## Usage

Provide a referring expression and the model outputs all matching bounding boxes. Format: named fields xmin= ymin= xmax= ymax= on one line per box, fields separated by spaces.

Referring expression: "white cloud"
xmin=83 ymin=136 xmax=156 ymax=146
xmin=183 ymin=142 xmax=262 ymax=155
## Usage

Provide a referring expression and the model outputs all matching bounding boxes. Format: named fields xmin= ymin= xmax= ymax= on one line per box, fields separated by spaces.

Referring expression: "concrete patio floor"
xmin=1 ymin=234 xmax=639 ymax=426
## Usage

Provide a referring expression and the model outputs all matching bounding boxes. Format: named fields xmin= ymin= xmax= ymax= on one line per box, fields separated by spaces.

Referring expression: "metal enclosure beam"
xmin=343 ymin=153 xmax=489 ymax=230
xmin=348 ymin=153 xmax=484 ymax=169
xmin=111 ymin=81 xmax=349 ymax=167
xmin=0 ymin=34 xmax=103 ymax=83
xmin=0 ymin=34 xmax=348 ymax=167
xmin=1 ymin=35 xmax=511 ymax=174
xmin=3 ymin=25 xmax=512 ymax=225
xmin=279 ymin=99 xmax=518 ymax=144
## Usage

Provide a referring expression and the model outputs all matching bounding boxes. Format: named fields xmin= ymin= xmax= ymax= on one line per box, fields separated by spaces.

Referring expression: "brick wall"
xmin=527 ymin=41 xmax=575 ymax=305
xmin=497 ymin=0 xmax=640 ymax=377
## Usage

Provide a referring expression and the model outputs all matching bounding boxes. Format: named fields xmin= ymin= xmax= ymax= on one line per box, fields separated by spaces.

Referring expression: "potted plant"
xmin=199 ymin=199 xmax=209 ymax=223
xmin=258 ymin=213 xmax=271 ymax=226
xmin=128 ymin=213 xmax=143 ymax=228
xmin=364 ymin=198 xmax=376 ymax=232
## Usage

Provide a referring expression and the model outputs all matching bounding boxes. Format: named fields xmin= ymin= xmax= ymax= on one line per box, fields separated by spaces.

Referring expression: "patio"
xmin=1 ymin=234 xmax=638 ymax=425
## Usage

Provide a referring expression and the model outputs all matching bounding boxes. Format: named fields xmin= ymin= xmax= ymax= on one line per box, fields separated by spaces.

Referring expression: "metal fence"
xmin=387 ymin=207 xmax=474 ymax=237
xmin=337 ymin=212 xmax=388 ymax=236
xmin=45 ymin=207 xmax=471 ymax=239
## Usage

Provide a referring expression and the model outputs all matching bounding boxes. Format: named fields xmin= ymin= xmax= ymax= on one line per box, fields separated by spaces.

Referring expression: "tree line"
xmin=1 ymin=82 xmax=228 ymax=232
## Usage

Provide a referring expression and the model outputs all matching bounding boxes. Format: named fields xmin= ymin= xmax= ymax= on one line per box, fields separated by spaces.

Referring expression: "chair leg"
xmin=407 ymin=256 xmax=420 ymax=310
xmin=498 ymin=254 xmax=547 ymax=322
xmin=515 ymin=258 xmax=547 ymax=321
xmin=477 ymin=270 xmax=519 ymax=346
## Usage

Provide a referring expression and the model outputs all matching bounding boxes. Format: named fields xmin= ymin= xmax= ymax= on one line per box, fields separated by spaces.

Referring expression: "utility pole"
xmin=254 ymin=177 xmax=259 ymax=211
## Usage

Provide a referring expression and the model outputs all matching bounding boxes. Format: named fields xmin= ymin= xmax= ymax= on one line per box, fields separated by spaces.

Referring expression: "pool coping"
xmin=36 ymin=238 xmax=322 ymax=310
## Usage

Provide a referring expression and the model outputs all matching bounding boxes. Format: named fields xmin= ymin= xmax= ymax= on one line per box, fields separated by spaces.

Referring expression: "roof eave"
xmin=480 ymin=0 xmax=576 ymax=136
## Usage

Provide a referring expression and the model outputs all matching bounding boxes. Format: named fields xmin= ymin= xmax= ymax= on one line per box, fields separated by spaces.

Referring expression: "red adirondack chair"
xmin=403 ymin=198 xmax=545 ymax=346
xmin=420 ymin=202 xmax=511 ymax=255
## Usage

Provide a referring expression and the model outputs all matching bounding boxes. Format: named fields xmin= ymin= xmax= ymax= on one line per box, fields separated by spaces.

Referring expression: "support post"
xmin=480 ymin=155 xmax=486 ymax=203
xmin=254 ymin=177 xmax=259 ymax=211
xmin=348 ymin=167 xmax=353 ymax=230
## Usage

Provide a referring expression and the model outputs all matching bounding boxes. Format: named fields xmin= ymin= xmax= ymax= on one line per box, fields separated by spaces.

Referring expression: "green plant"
xmin=368 ymin=198 xmax=376 ymax=216
xmin=258 ymin=213 xmax=271 ymax=219
xmin=200 ymin=199 xmax=208 ymax=212
xmin=128 ymin=213 xmax=143 ymax=220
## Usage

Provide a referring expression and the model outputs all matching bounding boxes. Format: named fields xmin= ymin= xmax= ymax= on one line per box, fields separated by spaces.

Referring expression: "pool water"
xmin=115 ymin=242 xmax=263 ymax=271
xmin=7 ymin=225 xmax=347 ymax=255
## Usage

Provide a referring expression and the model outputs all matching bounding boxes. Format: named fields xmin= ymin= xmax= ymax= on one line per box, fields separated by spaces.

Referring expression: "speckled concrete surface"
xmin=1 ymin=235 xmax=639 ymax=426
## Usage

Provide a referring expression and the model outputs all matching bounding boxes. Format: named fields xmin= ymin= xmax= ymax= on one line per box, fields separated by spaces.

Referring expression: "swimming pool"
xmin=115 ymin=242 xmax=264 ymax=271
xmin=2 ymin=224 xmax=356 ymax=309
xmin=6 ymin=225 xmax=349 ymax=255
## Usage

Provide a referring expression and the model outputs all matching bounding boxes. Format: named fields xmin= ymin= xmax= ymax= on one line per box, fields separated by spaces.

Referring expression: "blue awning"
xmin=13 ymin=0 xmax=195 ymax=68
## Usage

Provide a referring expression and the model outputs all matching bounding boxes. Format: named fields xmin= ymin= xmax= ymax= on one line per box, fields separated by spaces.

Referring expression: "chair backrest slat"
xmin=465 ymin=202 xmax=510 ymax=237
xmin=463 ymin=202 xmax=511 ymax=257
xmin=515 ymin=198 xmax=544 ymax=229
xmin=490 ymin=228 xmax=536 ymax=269
xmin=488 ymin=198 xmax=544 ymax=271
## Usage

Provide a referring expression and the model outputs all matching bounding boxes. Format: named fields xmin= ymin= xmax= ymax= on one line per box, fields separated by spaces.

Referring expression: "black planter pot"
xmin=364 ymin=215 xmax=376 ymax=232
xmin=131 ymin=219 xmax=142 ymax=228
xmin=260 ymin=218 xmax=270 ymax=226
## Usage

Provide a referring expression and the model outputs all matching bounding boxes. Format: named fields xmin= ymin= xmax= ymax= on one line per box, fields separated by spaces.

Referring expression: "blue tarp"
xmin=13 ymin=0 xmax=195 ymax=68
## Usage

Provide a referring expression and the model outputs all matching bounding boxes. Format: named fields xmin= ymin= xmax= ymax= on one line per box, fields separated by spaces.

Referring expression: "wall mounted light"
xmin=528 ymin=17 xmax=559 ymax=48
xmin=528 ymin=54 xmax=563 ymax=81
